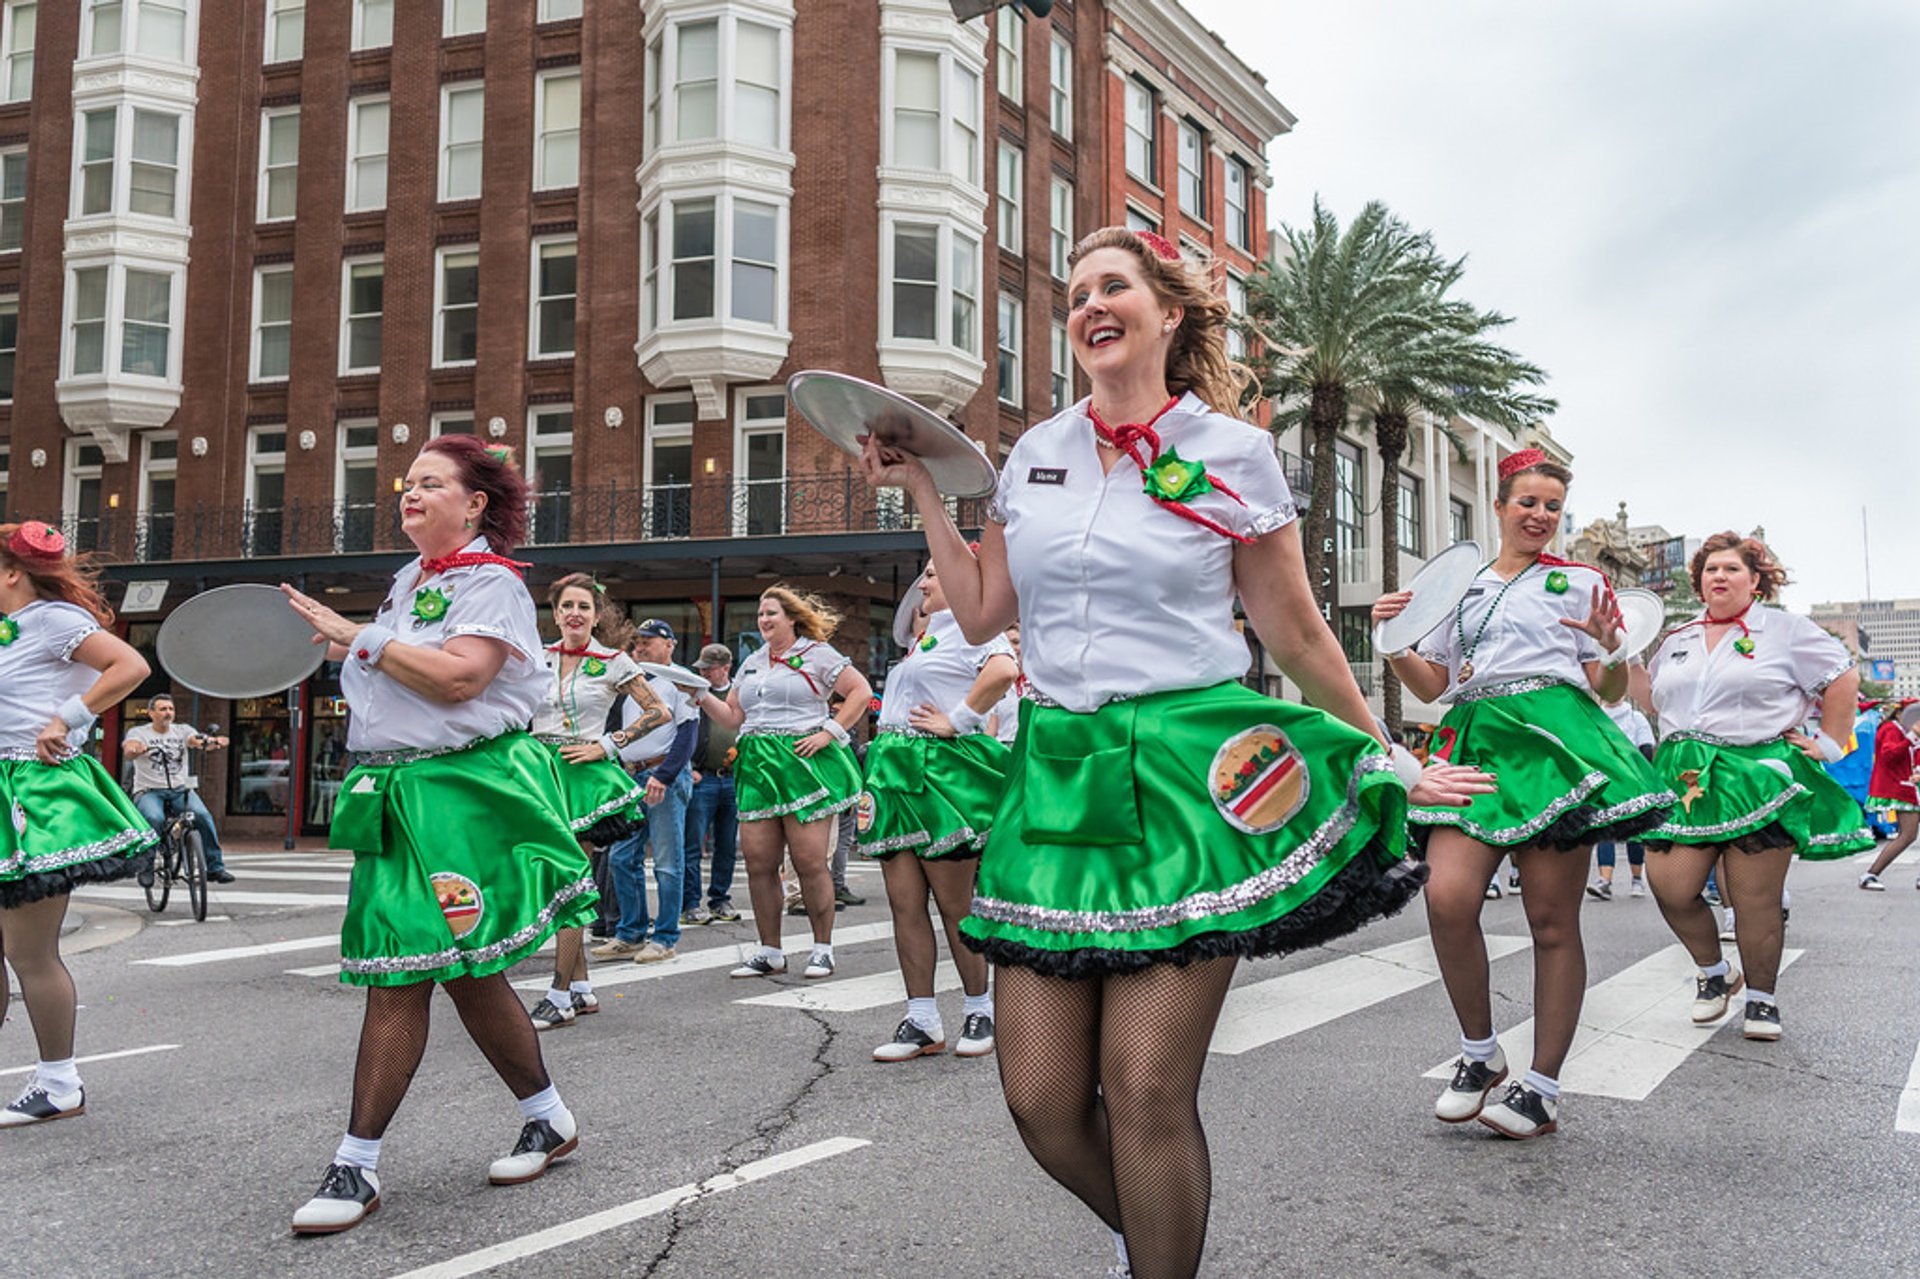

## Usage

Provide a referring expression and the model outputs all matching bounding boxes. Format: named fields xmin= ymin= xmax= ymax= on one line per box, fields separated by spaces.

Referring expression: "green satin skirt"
xmin=856 ymin=730 xmax=1011 ymax=860
xmin=1649 ymin=735 xmax=1873 ymax=859
xmin=1410 ymin=680 xmax=1676 ymax=850
xmin=328 ymin=731 xmax=597 ymax=987
xmin=0 ymin=753 xmax=157 ymax=907
xmin=958 ymin=680 xmax=1416 ymax=976
xmin=735 ymin=732 xmax=862 ymax=824
xmin=536 ymin=738 xmax=645 ymax=845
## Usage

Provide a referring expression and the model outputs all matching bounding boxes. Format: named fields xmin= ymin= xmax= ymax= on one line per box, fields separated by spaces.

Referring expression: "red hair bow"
xmin=1497 ymin=448 xmax=1549 ymax=482
xmin=1135 ymin=231 xmax=1182 ymax=262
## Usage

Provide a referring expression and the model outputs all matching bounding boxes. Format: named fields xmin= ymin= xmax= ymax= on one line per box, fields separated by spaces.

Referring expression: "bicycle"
xmin=139 ymin=727 xmax=219 ymax=923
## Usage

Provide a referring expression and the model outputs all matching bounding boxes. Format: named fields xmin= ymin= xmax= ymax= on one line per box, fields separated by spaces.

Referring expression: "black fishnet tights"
xmin=346 ymin=974 xmax=553 ymax=1140
xmin=995 ymin=956 xmax=1239 ymax=1279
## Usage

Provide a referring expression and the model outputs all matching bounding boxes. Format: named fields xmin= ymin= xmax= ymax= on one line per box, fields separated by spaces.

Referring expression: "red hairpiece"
xmin=1135 ymin=231 xmax=1182 ymax=263
xmin=7 ymin=520 xmax=67 ymax=562
xmin=1497 ymin=448 xmax=1549 ymax=482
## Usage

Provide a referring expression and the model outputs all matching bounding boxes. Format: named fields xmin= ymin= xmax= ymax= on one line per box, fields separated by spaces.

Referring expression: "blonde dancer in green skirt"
xmin=280 ymin=438 xmax=594 ymax=1234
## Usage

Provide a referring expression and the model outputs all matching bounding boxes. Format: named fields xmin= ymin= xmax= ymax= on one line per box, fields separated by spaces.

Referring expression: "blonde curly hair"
xmin=761 ymin=585 xmax=840 ymax=642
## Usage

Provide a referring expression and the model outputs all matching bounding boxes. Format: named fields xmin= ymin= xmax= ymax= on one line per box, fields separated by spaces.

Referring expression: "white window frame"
xmin=994 ymin=6 xmax=1021 ymax=105
xmin=1048 ymin=32 xmax=1071 ymax=139
xmin=1124 ymin=77 xmax=1156 ymax=185
xmin=251 ymin=263 xmax=294 ymax=383
xmin=1224 ymin=156 xmax=1251 ymax=252
xmin=0 ymin=444 xmax=10 ymax=522
xmin=438 ymin=82 xmax=484 ymax=204
xmin=529 ymin=235 xmax=577 ymax=359
xmin=62 ymin=260 xmax=183 ymax=383
xmin=540 ymin=0 xmax=582 ymax=21
xmin=0 ymin=145 xmax=22 ymax=252
xmin=883 ymin=45 xmax=981 ymax=185
xmin=527 ymin=406 xmax=576 ymax=540
xmin=71 ymin=103 xmax=190 ymax=223
xmin=1124 ymin=203 xmax=1158 ymax=234
xmin=119 ymin=266 xmax=175 ymax=378
xmin=1224 ymin=270 xmax=1248 ymax=360
xmin=1049 ymin=317 xmax=1070 ymax=413
xmin=351 ymin=0 xmax=392 ymax=52
xmin=1176 ymin=118 xmax=1205 ymax=218
xmin=640 ymin=190 xmax=789 ymax=335
xmin=82 ymin=0 xmax=122 ymax=59
xmin=138 ymin=430 xmax=177 ymax=525
xmin=429 ymin=412 xmax=475 ymax=438
xmin=443 ymin=0 xmax=485 ymax=38
xmin=257 ymin=106 xmax=299 ymax=222
xmin=334 ymin=418 xmax=379 ymax=550
xmin=0 ymin=292 xmax=16 ymax=402
xmin=881 ymin=217 xmax=980 ymax=356
xmin=264 ymin=0 xmax=303 ymax=65
xmin=134 ymin=0 xmax=190 ymax=61
xmin=66 ymin=264 xmax=111 ymax=378
xmin=651 ymin=15 xmax=790 ymax=152
xmin=339 ymin=255 xmax=383 ymax=375
xmin=731 ymin=387 xmax=787 ymax=537
xmin=996 ymin=143 xmax=1022 ymax=256
xmin=996 ymin=292 xmax=1021 ymax=408
xmin=245 ymin=425 xmax=287 ymax=528
xmin=1048 ymin=177 xmax=1072 ymax=281
xmin=2 ymin=1 xmax=35 ymax=104
xmin=64 ymin=439 xmax=105 ymax=534
xmin=534 ymin=68 xmax=581 ymax=191
xmin=433 ymin=246 xmax=480 ymax=368
xmin=346 ymin=94 xmax=388 ymax=213
xmin=643 ymin=393 xmax=696 ymax=491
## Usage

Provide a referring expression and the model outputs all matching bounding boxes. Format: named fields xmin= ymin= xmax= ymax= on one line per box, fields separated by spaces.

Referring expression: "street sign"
xmin=121 ymin=580 xmax=170 ymax=615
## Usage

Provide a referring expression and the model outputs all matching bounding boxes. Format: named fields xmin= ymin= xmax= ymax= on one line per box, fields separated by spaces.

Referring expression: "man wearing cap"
xmin=592 ymin=620 xmax=699 ymax=962
xmin=123 ymin=693 xmax=236 ymax=884
xmin=681 ymin=643 xmax=742 ymax=923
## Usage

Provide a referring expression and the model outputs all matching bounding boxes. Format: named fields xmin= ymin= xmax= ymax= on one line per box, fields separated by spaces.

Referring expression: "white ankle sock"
xmin=569 ymin=980 xmax=592 ymax=996
xmin=545 ymin=987 xmax=572 ymax=1010
xmin=1113 ymin=1230 xmax=1130 ymax=1267
xmin=1461 ymin=1033 xmax=1498 ymax=1063
xmin=905 ymin=997 xmax=940 ymax=1032
xmin=1700 ymin=959 xmax=1730 ymax=979
xmin=36 ymin=1057 xmax=81 ymax=1093
xmin=518 ymin=1085 xmax=567 ymax=1125
xmin=963 ymin=991 xmax=994 ymax=1019
xmin=335 ymin=1133 xmax=382 ymax=1170
xmin=755 ymin=945 xmax=786 ymax=965
xmin=1747 ymin=989 xmax=1777 ymax=1007
xmin=811 ymin=943 xmax=834 ymax=962
xmin=1521 ymin=1069 xmax=1560 ymax=1100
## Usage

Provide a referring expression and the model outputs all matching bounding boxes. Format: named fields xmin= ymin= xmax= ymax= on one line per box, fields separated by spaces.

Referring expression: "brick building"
xmin=0 ymin=0 xmax=1288 ymax=838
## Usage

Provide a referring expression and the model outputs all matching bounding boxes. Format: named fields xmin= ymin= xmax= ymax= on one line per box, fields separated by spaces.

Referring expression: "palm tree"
xmin=1242 ymin=199 xmax=1556 ymax=732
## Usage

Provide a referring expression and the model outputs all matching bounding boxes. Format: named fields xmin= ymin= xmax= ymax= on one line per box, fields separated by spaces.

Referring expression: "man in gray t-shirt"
xmin=123 ymin=693 xmax=234 ymax=882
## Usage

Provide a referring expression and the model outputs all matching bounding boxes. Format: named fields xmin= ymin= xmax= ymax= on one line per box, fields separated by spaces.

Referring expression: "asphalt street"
xmin=6 ymin=841 xmax=1920 ymax=1279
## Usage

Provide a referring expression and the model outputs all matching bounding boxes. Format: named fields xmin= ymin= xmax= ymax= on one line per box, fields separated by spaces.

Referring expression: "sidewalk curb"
xmin=61 ymin=904 xmax=145 ymax=956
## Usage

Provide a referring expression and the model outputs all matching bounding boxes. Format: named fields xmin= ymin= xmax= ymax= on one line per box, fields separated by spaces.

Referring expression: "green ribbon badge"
xmin=1544 ymin=570 xmax=1570 ymax=595
xmin=583 ymin=657 xmax=607 ymax=677
xmin=917 ymin=634 xmax=938 ymax=653
xmin=0 ymin=614 xmax=16 ymax=646
xmin=1142 ymin=448 xmax=1214 ymax=505
xmin=411 ymin=587 xmax=450 ymax=623
xmin=1734 ymin=636 xmax=1755 ymax=656
xmin=784 ymin=654 xmax=805 ymax=671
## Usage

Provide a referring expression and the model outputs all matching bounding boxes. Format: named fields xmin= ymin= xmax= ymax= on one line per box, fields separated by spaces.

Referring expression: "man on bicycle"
xmin=123 ymin=693 xmax=236 ymax=884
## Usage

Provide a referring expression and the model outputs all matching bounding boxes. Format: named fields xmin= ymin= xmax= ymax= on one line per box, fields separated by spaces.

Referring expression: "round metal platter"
xmin=787 ymin=369 xmax=999 ymax=498
xmin=156 ymin=583 xmax=328 ymax=699
xmin=1614 ymin=588 xmax=1668 ymax=660
xmin=637 ymin=660 xmax=710 ymax=691
xmin=1372 ymin=541 xmax=1485 ymax=655
xmin=892 ymin=568 xmax=930 ymax=650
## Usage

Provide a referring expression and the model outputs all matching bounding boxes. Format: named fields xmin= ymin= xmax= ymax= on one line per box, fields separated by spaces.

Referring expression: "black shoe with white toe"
xmin=872 ymin=1019 xmax=945 ymax=1062
xmin=488 ymin=1112 xmax=579 ymax=1185
xmin=527 ymin=997 xmax=576 ymax=1031
xmin=1743 ymin=1000 xmax=1783 ymax=1041
xmin=291 ymin=1163 xmax=381 ymax=1235
xmin=0 ymin=1080 xmax=86 ymax=1127
xmin=1478 ymin=1083 xmax=1558 ymax=1139
xmin=954 ymin=1012 xmax=996 ymax=1058
xmin=1434 ymin=1046 xmax=1507 ymax=1123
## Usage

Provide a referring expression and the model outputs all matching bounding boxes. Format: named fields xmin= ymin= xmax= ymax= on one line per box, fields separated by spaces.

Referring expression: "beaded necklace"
xmin=1453 ymin=561 xmax=1536 ymax=685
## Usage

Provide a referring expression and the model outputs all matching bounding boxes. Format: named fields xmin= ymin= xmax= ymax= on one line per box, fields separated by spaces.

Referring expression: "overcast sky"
xmin=1187 ymin=0 xmax=1920 ymax=608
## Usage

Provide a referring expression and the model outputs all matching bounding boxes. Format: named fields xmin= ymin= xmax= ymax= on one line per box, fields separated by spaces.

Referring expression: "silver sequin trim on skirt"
xmin=1451 ymin=675 xmax=1581 ymax=705
xmin=0 ymin=827 xmax=156 ymax=877
xmin=1653 ymin=783 xmax=1808 ymax=842
xmin=339 ymin=876 xmax=597 ymax=977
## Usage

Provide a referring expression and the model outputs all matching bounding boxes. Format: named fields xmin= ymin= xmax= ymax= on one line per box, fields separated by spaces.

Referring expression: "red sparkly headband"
xmin=1135 ymin=231 xmax=1183 ymax=263
xmin=1497 ymin=448 xmax=1549 ymax=481
xmin=6 ymin=520 xmax=66 ymax=562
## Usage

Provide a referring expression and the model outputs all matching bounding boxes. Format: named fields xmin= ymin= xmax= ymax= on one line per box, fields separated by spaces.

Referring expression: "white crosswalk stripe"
xmin=1898 ymin=1041 xmax=1920 ymax=1134
xmin=1421 ymin=943 xmax=1805 ymax=1100
xmin=76 ymin=885 xmax=348 ymax=908
xmin=213 ymin=869 xmax=354 ymax=884
xmin=135 ymin=934 xmax=341 ymax=967
xmin=1211 ymin=935 xmax=1532 ymax=1056
xmin=512 ymin=921 xmax=897 ymax=991
xmin=737 ymin=961 xmax=963 ymax=1013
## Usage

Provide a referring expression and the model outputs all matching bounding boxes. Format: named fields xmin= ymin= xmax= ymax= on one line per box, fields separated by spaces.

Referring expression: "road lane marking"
xmin=511 ymin=922 xmax=896 ymax=991
xmin=134 ymin=934 xmax=341 ymax=967
xmin=1211 ymin=935 xmax=1532 ymax=1056
xmin=385 ymin=1137 xmax=871 ymax=1279
xmin=737 ymin=961 xmax=962 ymax=1012
xmin=1 ymin=1044 xmax=181 ymax=1077
xmin=291 ymin=937 xmax=559 ymax=979
xmin=1896 ymin=1040 xmax=1920 ymax=1133
xmin=155 ymin=916 xmax=232 ymax=926
xmin=78 ymin=886 xmax=348 ymax=908
xmin=1422 ymin=943 xmax=1805 ymax=1100
xmin=208 ymin=869 xmax=353 ymax=883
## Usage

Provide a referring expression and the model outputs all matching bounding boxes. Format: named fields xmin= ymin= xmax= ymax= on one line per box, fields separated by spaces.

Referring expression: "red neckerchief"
xmin=550 ymin=643 xmax=591 ymax=657
xmin=420 ymin=550 xmax=532 ymax=579
xmin=1669 ymin=597 xmax=1759 ymax=642
xmin=769 ymin=640 xmax=824 ymax=695
xmin=1088 ymin=398 xmax=1253 ymax=545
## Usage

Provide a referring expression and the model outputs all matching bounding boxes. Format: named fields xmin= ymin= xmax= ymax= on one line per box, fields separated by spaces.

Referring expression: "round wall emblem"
xmin=853 ymin=791 xmax=877 ymax=834
xmin=431 ymin=872 xmax=485 ymax=939
xmin=1210 ymin=725 xmax=1309 ymax=835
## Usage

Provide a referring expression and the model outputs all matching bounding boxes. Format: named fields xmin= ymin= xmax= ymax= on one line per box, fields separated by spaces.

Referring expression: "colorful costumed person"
xmin=280 ymin=438 xmax=595 ymax=1234
xmin=1642 ymin=532 xmax=1868 ymax=1042
xmin=1859 ymin=700 xmax=1920 ymax=889
xmin=862 ymin=227 xmax=1490 ymax=1279
xmin=0 ymin=521 xmax=156 ymax=1127
xmin=860 ymin=559 xmax=1018 ymax=1063
xmin=1377 ymin=447 xmax=1676 ymax=1140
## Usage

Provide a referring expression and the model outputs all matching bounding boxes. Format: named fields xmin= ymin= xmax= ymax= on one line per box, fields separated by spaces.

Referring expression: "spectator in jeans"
xmin=682 ymin=643 xmax=741 ymax=924
xmin=123 ymin=693 xmax=235 ymax=883
xmin=593 ymin=620 xmax=697 ymax=963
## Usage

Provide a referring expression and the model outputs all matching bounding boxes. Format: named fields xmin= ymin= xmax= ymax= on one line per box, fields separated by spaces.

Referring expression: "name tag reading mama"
xmin=1029 ymin=467 xmax=1068 ymax=485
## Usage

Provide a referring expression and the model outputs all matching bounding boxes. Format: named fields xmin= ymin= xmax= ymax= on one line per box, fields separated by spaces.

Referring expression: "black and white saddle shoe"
xmin=954 ymin=1012 xmax=997 ymax=1058
xmin=1743 ymin=1000 xmax=1783 ymax=1042
xmin=0 ymin=1080 xmax=86 ymax=1127
xmin=488 ymin=1110 xmax=579 ymax=1185
xmin=291 ymin=1163 xmax=381 ymax=1235
xmin=872 ymin=1018 xmax=946 ymax=1063
xmin=1434 ymin=1046 xmax=1507 ymax=1123
xmin=1478 ymin=1083 xmax=1559 ymax=1140
xmin=1692 ymin=968 xmax=1744 ymax=1023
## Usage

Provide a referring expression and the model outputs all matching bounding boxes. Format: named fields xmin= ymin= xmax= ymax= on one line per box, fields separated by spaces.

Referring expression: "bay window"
xmin=886 ymin=46 xmax=981 ymax=184
xmin=648 ymin=15 xmax=788 ymax=151
xmin=64 ymin=261 xmax=180 ymax=381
